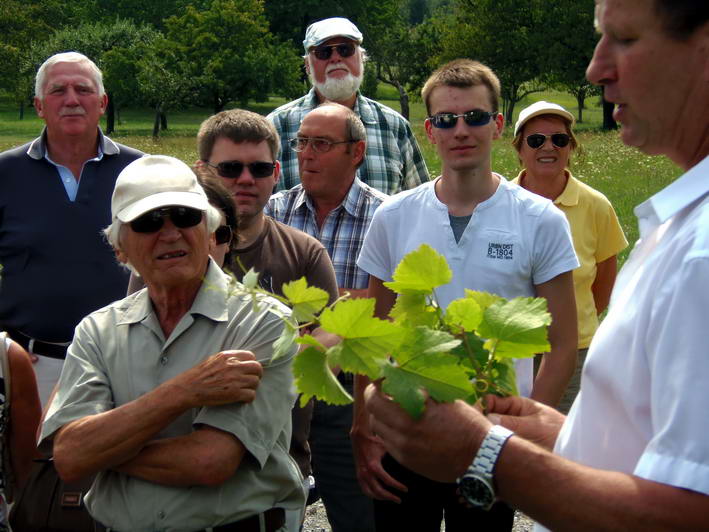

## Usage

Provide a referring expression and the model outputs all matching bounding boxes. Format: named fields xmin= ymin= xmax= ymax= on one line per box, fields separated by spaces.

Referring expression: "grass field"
xmin=0 ymin=89 xmax=682 ymax=264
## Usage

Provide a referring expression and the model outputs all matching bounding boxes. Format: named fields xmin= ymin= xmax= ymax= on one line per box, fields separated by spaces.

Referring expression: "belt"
xmin=5 ymin=328 xmax=69 ymax=359
xmin=96 ymin=508 xmax=285 ymax=532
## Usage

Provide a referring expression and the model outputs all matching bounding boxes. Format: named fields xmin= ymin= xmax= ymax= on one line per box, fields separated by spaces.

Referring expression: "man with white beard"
xmin=268 ymin=17 xmax=429 ymax=196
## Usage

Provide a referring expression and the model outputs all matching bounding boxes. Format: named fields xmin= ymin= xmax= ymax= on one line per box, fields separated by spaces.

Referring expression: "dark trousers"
xmin=374 ymin=454 xmax=514 ymax=532
xmin=310 ymin=388 xmax=375 ymax=532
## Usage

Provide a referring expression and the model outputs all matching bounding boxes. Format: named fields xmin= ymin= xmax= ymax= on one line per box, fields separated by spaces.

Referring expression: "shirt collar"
xmin=634 ymin=154 xmax=709 ymax=238
xmin=27 ymin=127 xmax=118 ymax=160
xmin=554 ymin=171 xmax=579 ymax=207
xmin=304 ymin=88 xmax=376 ymax=124
xmin=342 ymin=177 xmax=367 ymax=216
xmin=119 ymin=260 xmax=230 ymax=326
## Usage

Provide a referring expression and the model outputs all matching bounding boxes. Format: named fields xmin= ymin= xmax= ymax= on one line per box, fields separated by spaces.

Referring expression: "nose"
xmin=452 ymin=116 xmax=470 ymax=137
xmin=157 ymin=218 xmax=182 ymax=241
xmin=235 ymin=166 xmax=256 ymax=184
xmin=586 ymin=35 xmax=614 ymax=87
xmin=64 ymin=87 xmax=81 ymax=106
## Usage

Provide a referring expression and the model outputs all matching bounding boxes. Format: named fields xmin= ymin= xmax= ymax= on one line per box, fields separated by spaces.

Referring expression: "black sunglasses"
xmin=312 ymin=42 xmax=357 ymax=61
xmin=214 ymin=225 xmax=233 ymax=246
xmin=428 ymin=110 xmax=496 ymax=129
xmin=205 ymin=160 xmax=276 ymax=179
xmin=525 ymin=133 xmax=571 ymax=149
xmin=130 ymin=206 xmax=203 ymax=234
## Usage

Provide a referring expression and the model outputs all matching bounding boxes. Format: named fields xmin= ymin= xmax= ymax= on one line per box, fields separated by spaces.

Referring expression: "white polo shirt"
xmin=535 ymin=156 xmax=709 ymax=531
xmin=357 ymin=177 xmax=578 ymax=396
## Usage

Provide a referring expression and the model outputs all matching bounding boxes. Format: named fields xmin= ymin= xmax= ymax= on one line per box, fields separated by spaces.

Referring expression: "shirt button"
xmin=160 ymin=356 xmax=168 ymax=365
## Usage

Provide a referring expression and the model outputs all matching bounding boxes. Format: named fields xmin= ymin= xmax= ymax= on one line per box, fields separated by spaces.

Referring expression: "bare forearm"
xmin=531 ymin=347 xmax=576 ymax=406
xmin=54 ymin=381 xmax=189 ymax=482
xmin=497 ymin=437 xmax=709 ymax=531
xmin=114 ymin=429 xmax=245 ymax=487
xmin=592 ymin=256 xmax=618 ymax=315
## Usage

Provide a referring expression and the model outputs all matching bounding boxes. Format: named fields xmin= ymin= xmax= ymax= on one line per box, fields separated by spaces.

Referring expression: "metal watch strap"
xmin=471 ymin=424 xmax=514 ymax=480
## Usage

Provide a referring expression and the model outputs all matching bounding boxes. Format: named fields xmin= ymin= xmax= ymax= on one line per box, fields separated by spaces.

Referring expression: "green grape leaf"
xmin=489 ymin=358 xmax=519 ymax=397
xmin=384 ymin=244 xmax=452 ymax=294
xmin=464 ymin=289 xmax=503 ymax=312
xmin=319 ymin=299 xmax=403 ymax=379
xmin=293 ymin=346 xmax=352 ymax=406
xmin=478 ymin=297 xmax=551 ymax=359
xmin=445 ymin=297 xmax=483 ymax=332
xmin=242 ymin=267 xmax=260 ymax=290
xmin=382 ymin=353 xmax=475 ymax=419
xmin=451 ymin=332 xmax=490 ymax=371
xmin=389 ymin=292 xmax=438 ymax=328
xmin=394 ymin=326 xmax=461 ymax=366
xmin=281 ymin=277 xmax=329 ymax=322
xmin=271 ymin=316 xmax=299 ymax=362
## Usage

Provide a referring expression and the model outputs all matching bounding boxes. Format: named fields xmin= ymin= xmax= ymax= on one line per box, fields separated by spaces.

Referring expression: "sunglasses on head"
xmin=130 ymin=206 xmax=203 ymax=234
xmin=428 ymin=110 xmax=496 ymax=129
xmin=205 ymin=160 xmax=276 ymax=179
xmin=312 ymin=42 xmax=357 ymax=61
xmin=214 ymin=225 xmax=233 ymax=246
xmin=525 ymin=133 xmax=571 ymax=149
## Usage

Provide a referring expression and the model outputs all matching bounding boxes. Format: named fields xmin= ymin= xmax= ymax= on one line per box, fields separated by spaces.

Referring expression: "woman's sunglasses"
xmin=130 ymin=207 xmax=203 ymax=234
xmin=214 ymin=225 xmax=233 ymax=246
xmin=428 ymin=110 xmax=496 ymax=129
xmin=311 ymin=43 xmax=357 ymax=61
xmin=205 ymin=160 xmax=276 ymax=179
xmin=525 ymin=133 xmax=571 ymax=149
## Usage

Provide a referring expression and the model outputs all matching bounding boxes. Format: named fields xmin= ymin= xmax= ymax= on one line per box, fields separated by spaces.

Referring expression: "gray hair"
xmin=35 ymin=52 xmax=105 ymax=99
xmin=102 ymin=204 xmax=222 ymax=274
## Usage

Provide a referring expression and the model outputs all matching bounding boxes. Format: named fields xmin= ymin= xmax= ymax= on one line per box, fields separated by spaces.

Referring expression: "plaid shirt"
xmin=267 ymin=89 xmax=429 ymax=195
xmin=265 ymin=178 xmax=387 ymax=290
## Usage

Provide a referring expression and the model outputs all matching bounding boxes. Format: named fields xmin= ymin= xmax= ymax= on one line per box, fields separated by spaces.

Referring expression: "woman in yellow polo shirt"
xmin=512 ymin=101 xmax=628 ymax=412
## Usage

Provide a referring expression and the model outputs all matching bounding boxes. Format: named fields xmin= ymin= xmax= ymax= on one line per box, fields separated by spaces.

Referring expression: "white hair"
xmin=306 ymin=49 xmax=366 ymax=101
xmin=35 ymin=52 xmax=105 ymax=99
xmin=103 ymin=204 xmax=222 ymax=274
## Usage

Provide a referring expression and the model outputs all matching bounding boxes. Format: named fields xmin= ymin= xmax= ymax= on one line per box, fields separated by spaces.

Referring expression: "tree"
xmin=163 ymin=0 xmax=301 ymax=113
xmin=438 ymin=0 xmax=548 ymax=123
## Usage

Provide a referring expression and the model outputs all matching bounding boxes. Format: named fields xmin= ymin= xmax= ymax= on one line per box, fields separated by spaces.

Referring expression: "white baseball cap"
xmin=111 ymin=155 xmax=210 ymax=222
xmin=514 ymin=101 xmax=575 ymax=136
xmin=303 ymin=17 xmax=363 ymax=51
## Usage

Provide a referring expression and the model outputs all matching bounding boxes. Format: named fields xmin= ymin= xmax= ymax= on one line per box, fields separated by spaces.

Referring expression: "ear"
xmin=353 ymin=140 xmax=366 ymax=165
xmin=99 ymin=93 xmax=108 ymax=116
xmin=492 ymin=112 xmax=504 ymax=140
xmin=424 ymin=118 xmax=436 ymax=144
xmin=304 ymin=56 xmax=311 ymax=76
xmin=272 ymin=160 xmax=281 ymax=187
xmin=115 ymin=247 xmax=128 ymax=264
xmin=34 ymin=97 xmax=44 ymax=118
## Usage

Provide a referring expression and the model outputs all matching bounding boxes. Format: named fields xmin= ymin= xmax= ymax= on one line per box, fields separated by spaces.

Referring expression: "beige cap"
xmin=303 ymin=17 xmax=363 ymax=51
xmin=514 ymin=101 xmax=575 ymax=136
xmin=111 ymin=155 xmax=209 ymax=222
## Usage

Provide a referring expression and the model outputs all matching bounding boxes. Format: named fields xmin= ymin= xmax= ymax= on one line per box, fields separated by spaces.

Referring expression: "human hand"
xmin=173 ymin=350 xmax=263 ymax=408
xmin=364 ymin=383 xmax=491 ymax=484
xmin=485 ymin=395 xmax=565 ymax=451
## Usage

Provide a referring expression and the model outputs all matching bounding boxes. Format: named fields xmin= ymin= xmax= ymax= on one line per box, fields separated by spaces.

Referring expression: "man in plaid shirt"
xmin=267 ymin=17 xmax=429 ymax=196
xmin=265 ymin=102 xmax=386 ymax=532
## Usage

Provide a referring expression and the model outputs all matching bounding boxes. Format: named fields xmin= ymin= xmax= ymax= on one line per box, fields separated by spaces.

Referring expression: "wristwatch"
xmin=457 ymin=424 xmax=513 ymax=510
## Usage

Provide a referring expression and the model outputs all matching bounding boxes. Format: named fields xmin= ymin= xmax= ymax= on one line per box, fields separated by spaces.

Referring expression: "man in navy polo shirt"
xmin=0 ymin=52 xmax=143 ymax=406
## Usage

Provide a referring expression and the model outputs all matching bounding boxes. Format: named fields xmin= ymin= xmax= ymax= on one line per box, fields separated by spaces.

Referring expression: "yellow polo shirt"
xmin=514 ymin=171 xmax=628 ymax=348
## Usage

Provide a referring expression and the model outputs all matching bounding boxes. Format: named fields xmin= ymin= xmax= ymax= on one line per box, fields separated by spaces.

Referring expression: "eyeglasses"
xmin=525 ymin=133 xmax=571 ymax=149
xmin=205 ymin=160 xmax=276 ymax=179
xmin=289 ymin=137 xmax=356 ymax=153
xmin=130 ymin=206 xmax=203 ymax=234
xmin=214 ymin=225 xmax=233 ymax=246
xmin=311 ymin=43 xmax=357 ymax=61
xmin=428 ymin=110 xmax=497 ymax=129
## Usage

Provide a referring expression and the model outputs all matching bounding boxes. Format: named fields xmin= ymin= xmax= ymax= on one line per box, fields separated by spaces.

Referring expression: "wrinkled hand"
xmin=485 ymin=395 xmax=565 ymax=451
xmin=173 ymin=350 xmax=263 ymax=408
xmin=364 ymin=383 xmax=490 ymax=484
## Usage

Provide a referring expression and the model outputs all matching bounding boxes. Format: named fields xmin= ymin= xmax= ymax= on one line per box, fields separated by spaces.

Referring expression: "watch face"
xmin=459 ymin=474 xmax=495 ymax=510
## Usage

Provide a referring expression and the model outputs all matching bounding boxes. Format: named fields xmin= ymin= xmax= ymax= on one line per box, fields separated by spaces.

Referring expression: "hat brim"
xmin=116 ymin=191 xmax=210 ymax=222
xmin=309 ymin=34 xmax=362 ymax=49
xmin=514 ymin=109 xmax=575 ymax=136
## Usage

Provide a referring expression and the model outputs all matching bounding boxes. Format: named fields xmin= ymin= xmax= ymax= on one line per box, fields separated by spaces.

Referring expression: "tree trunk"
xmin=106 ymin=95 xmax=115 ymax=135
xmin=576 ymin=88 xmax=586 ymax=123
xmin=213 ymin=94 xmax=224 ymax=114
xmin=160 ymin=112 xmax=168 ymax=130
xmin=505 ymin=100 xmax=517 ymax=125
xmin=602 ymin=87 xmax=617 ymax=130
xmin=395 ymin=82 xmax=410 ymax=120
xmin=18 ymin=100 xmax=24 ymax=120
xmin=152 ymin=104 xmax=162 ymax=139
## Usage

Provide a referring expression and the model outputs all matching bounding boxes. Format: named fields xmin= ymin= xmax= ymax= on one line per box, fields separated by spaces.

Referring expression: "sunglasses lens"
xmin=526 ymin=134 xmax=546 ymax=149
xmin=215 ymin=225 xmax=232 ymax=245
xmin=463 ymin=110 xmax=492 ymax=126
xmin=313 ymin=47 xmax=332 ymax=60
xmin=336 ymin=43 xmax=356 ymax=57
xmin=171 ymin=207 xmax=203 ymax=229
xmin=249 ymin=162 xmax=275 ymax=178
xmin=431 ymin=114 xmax=457 ymax=129
xmin=131 ymin=210 xmax=163 ymax=233
xmin=552 ymin=134 xmax=570 ymax=148
xmin=216 ymin=161 xmax=244 ymax=178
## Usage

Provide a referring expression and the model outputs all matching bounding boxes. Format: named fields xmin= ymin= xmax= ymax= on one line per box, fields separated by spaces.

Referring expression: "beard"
xmin=309 ymin=60 xmax=364 ymax=102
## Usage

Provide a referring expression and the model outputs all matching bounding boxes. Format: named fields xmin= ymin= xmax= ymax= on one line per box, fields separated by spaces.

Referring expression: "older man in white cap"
xmin=268 ymin=17 xmax=429 ymax=196
xmin=40 ymin=155 xmax=304 ymax=532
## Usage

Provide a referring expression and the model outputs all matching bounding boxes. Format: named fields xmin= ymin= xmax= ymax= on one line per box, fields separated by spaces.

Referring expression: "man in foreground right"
xmin=364 ymin=0 xmax=709 ymax=529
